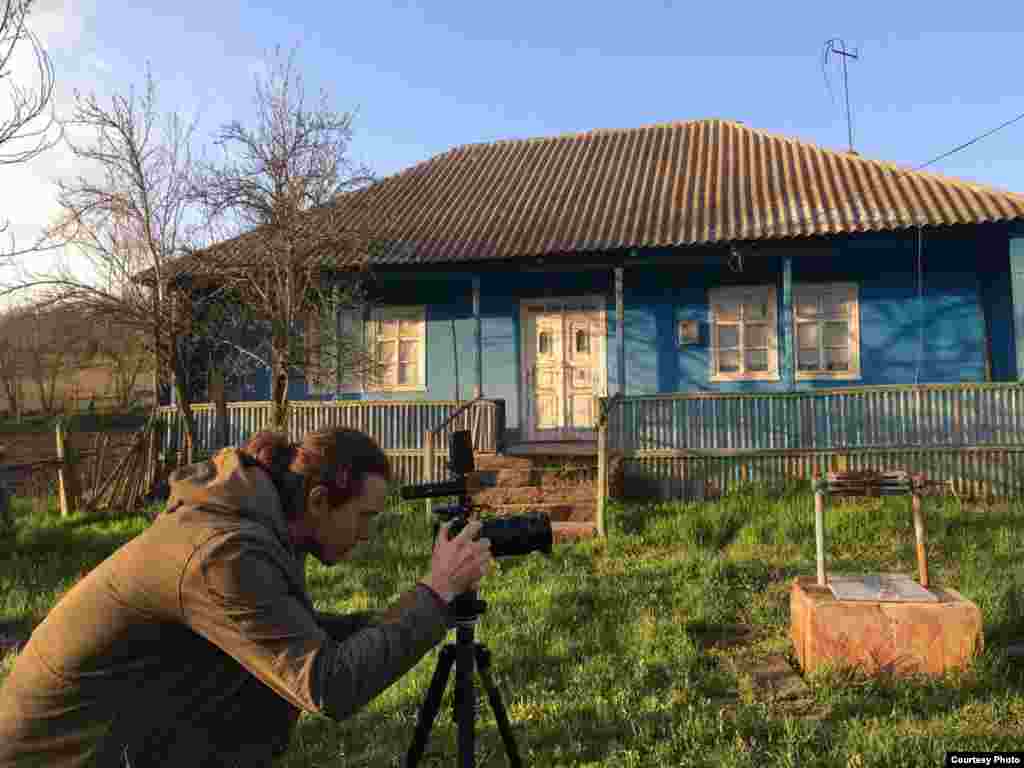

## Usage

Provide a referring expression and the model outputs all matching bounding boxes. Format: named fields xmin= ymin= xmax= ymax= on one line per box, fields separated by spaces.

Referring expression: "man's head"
xmin=241 ymin=427 xmax=392 ymax=564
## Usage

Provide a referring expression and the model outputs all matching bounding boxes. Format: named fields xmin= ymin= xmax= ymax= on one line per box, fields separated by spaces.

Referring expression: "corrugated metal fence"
xmin=156 ymin=399 xmax=505 ymax=485
xmin=602 ymin=383 xmax=1024 ymax=500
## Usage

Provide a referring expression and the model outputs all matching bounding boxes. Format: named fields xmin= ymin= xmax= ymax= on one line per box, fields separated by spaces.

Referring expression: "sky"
xmin=2 ymin=0 xmax=1023 ymax=301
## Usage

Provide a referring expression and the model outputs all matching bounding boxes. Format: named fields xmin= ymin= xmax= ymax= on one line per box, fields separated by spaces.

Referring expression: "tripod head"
xmin=400 ymin=430 xmax=553 ymax=622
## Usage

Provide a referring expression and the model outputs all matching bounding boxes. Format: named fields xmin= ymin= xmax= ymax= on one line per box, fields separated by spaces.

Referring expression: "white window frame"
xmin=708 ymin=284 xmax=780 ymax=382
xmin=793 ymin=282 xmax=861 ymax=381
xmin=365 ymin=305 xmax=427 ymax=392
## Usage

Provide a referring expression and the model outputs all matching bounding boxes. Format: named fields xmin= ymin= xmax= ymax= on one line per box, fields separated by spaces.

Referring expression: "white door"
xmin=523 ymin=299 xmax=606 ymax=441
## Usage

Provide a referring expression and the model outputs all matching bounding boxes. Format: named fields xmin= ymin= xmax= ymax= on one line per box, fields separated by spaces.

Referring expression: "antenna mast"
xmin=824 ymin=38 xmax=860 ymax=153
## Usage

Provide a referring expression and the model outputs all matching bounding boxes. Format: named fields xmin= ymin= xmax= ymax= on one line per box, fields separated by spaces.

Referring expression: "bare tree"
xmin=0 ymin=0 xmax=58 ymax=164
xmin=0 ymin=303 xmax=29 ymax=419
xmin=86 ymin=318 xmax=153 ymax=409
xmin=1 ymin=0 xmax=61 ymax=264
xmin=191 ymin=44 xmax=379 ymax=430
xmin=22 ymin=302 xmax=88 ymax=415
xmin=2 ymin=69 xmax=206 ymax=459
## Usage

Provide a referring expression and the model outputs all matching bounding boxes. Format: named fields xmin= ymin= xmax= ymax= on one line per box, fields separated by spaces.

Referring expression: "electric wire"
xmin=914 ymin=111 xmax=1024 ymax=171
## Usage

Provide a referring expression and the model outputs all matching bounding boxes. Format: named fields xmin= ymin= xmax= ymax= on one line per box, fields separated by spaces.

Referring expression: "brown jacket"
xmin=0 ymin=449 xmax=452 ymax=767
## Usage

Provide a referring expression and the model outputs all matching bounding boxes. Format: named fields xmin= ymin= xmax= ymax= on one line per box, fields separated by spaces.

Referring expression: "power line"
xmin=913 ymin=110 xmax=1024 ymax=171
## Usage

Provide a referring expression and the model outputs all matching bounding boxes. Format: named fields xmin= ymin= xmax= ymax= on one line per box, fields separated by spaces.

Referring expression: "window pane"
xmin=715 ymin=299 xmax=739 ymax=322
xmin=824 ymin=322 xmax=848 ymax=347
xmin=822 ymin=293 xmax=850 ymax=317
xmin=825 ymin=348 xmax=849 ymax=371
xmin=746 ymin=324 xmax=768 ymax=348
xmin=398 ymin=362 xmax=418 ymax=385
xmin=379 ymin=319 xmax=398 ymax=339
xmin=744 ymin=297 xmax=768 ymax=320
xmin=717 ymin=325 xmax=739 ymax=348
xmin=538 ymin=331 xmax=552 ymax=355
xmin=719 ymin=350 xmax=740 ymax=372
xmin=377 ymin=340 xmax=396 ymax=363
xmin=575 ymin=329 xmax=590 ymax=353
xmin=399 ymin=340 xmax=416 ymax=363
xmin=746 ymin=349 xmax=768 ymax=371
xmin=797 ymin=323 xmax=818 ymax=348
xmin=796 ymin=297 xmax=818 ymax=318
xmin=798 ymin=349 xmax=819 ymax=370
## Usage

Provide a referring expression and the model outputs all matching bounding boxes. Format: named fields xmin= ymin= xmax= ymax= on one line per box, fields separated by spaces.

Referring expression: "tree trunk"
xmin=271 ymin=367 xmax=289 ymax=433
xmin=270 ymin=340 xmax=290 ymax=433
xmin=171 ymin=343 xmax=196 ymax=465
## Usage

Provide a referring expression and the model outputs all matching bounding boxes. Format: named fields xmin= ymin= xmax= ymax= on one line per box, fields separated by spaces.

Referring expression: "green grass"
xmin=2 ymin=487 xmax=1024 ymax=766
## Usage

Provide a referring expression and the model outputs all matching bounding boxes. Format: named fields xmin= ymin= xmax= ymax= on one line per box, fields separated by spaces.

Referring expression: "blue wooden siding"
xmin=623 ymin=231 xmax=993 ymax=395
xmin=229 ymin=226 xmax=1018 ymax=418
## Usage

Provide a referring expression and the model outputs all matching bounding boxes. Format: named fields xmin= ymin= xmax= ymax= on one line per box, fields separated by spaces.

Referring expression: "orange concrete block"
xmin=790 ymin=576 xmax=983 ymax=677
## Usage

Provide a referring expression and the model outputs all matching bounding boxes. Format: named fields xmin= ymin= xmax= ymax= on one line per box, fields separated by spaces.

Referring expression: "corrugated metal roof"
xmin=166 ymin=119 xmax=1024 ymax=277
xmin=348 ymin=119 xmax=1024 ymax=264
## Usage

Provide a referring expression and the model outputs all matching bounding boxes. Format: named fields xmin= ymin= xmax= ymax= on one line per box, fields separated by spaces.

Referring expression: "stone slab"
xmin=790 ymin=576 xmax=984 ymax=677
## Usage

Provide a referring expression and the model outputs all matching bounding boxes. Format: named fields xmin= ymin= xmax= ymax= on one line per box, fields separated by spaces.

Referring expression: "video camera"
xmin=400 ymin=430 xmax=552 ymax=559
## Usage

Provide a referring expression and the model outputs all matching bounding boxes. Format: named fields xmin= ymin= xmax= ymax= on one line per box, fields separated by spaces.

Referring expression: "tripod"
xmin=405 ymin=591 xmax=523 ymax=768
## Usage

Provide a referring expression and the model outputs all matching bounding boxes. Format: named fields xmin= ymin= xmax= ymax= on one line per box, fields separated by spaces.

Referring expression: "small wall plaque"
xmin=678 ymin=319 xmax=700 ymax=346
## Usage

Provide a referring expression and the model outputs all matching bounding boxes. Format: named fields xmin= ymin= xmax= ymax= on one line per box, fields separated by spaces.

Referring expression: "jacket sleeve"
xmin=180 ymin=533 xmax=451 ymax=722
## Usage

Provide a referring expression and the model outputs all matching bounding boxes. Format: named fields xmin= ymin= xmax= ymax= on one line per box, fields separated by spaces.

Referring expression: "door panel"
xmin=523 ymin=301 xmax=606 ymax=441
xmin=565 ymin=312 xmax=598 ymax=429
xmin=532 ymin=312 xmax=563 ymax=431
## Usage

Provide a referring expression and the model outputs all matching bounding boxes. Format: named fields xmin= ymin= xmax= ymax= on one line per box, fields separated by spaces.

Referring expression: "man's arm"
xmin=313 ymin=611 xmax=376 ymax=642
xmin=315 ymin=584 xmax=454 ymax=642
xmin=181 ymin=534 xmax=450 ymax=721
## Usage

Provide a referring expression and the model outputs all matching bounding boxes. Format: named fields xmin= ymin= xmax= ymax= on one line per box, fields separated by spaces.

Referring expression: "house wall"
xmin=232 ymin=225 xmax=1018 ymax=428
xmin=623 ymin=228 xmax=1008 ymax=395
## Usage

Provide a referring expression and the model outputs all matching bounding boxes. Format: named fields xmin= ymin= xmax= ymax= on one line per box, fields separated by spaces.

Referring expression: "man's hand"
xmin=420 ymin=520 xmax=493 ymax=603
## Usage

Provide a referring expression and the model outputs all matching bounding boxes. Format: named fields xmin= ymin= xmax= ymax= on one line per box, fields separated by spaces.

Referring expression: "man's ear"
xmin=307 ymin=484 xmax=330 ymax=523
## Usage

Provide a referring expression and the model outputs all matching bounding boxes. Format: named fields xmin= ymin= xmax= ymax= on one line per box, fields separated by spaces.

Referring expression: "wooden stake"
xmin=814 ymin=486 xmax=827 ymax=586
xmin=597 ymin=413 xmax=608 ymax=539
xmin=55 ymin=421 xmax=78 ymax=518
xmin=912 ymin=491 xmax=929 ymax=588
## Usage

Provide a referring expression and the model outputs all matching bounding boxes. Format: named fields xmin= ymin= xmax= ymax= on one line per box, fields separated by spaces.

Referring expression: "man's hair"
xmin=240 ymin=427 xmax=391 ymax=520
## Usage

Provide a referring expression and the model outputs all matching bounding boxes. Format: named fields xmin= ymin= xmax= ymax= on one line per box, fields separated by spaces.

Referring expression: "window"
xmin=794 ymin=283 xmax=860 ymax=380
xmin=367 ymin=306 xmax=426 ymax=391
xmin=709 ymin=285 xmax=779 ymax=381
xmin=305 ymin=306 xmax=366 ymax=396
xmin=538 ymin=331 xmax=552 ymax=355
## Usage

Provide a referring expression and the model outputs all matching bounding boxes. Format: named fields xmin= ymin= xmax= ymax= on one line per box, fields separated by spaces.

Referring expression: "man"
xmin=0 ymin=427 xmax=493 ymax=766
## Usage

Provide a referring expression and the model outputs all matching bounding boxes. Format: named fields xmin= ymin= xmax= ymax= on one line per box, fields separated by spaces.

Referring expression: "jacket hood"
xmin=165 ymin=448 xmax=291 ymax=548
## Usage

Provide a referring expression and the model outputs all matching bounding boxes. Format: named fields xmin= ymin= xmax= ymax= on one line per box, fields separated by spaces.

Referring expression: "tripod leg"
xmin=406 ymin=644 xmax=456 ymax=768
xmin=456 ymin=630 xmax=476 ymax=768
xmin=474 ymin=644 xmax=523 ymax=768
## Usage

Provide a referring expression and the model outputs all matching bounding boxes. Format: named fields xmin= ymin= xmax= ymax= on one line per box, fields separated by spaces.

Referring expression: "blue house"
xmin=192 ymin=119 xmax=1024 ymax=455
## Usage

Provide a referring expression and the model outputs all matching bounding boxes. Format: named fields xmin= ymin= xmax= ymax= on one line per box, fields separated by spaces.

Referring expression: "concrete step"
xmin=551 ymin=522 xmax=598 ymax=545
xmin=487 ymin=468 xmax=597 ymax=489
xmin=472 ymin=455 xmax=534 ymax=471
xmin=473 ymin=486 xmax=595 ymax=507
xmin=482 ymin=501 xmax=595 ymax=524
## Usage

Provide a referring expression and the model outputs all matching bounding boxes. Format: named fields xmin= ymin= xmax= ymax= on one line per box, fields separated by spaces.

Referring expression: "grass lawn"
xmin=2 ymin=485 xmax=1023 ymax=766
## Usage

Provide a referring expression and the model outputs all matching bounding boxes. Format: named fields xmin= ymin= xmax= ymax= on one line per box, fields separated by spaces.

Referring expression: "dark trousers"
xmin=108 ymin=612 xmax=375 ymax=767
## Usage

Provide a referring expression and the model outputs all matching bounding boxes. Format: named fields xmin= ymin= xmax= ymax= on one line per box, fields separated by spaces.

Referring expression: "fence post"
xmin=55 ymin=420 xmax=80 ymax=518
xmin=423 ymin=431 xmax=434 ymax=521
xmin=597 ymin=413 xmax=608 ymax=538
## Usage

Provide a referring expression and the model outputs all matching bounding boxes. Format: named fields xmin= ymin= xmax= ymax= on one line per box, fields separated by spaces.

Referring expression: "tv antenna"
xmin=822 ymin=38 xmax=860 ymax=153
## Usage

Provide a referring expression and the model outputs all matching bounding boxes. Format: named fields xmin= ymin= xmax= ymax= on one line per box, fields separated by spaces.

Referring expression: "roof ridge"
xmin=370 ymin=119 xmax=1024 ymax=203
